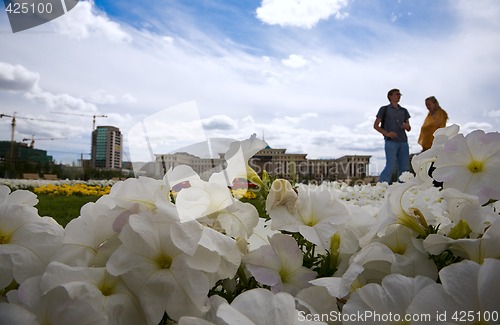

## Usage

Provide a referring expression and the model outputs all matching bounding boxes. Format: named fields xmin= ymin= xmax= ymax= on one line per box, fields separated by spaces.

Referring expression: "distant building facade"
xmin=154 ymin=146 xmax=370 ymax=183
xmin=0 ymin=141 xmax=54 ymax=165
xmin=155 ymin=152 xmax=225 ymax=180
xmin=91 ymin=126 xmax=123 ymax=169
xmin=250 ymin=147 xmax=370 ymax=182
xmin=0 ymin=141 xmax=55 ymax=178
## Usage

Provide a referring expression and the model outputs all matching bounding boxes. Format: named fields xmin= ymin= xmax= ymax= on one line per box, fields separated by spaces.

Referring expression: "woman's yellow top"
xmin=418 ymin=108 xmax=448 ymax=151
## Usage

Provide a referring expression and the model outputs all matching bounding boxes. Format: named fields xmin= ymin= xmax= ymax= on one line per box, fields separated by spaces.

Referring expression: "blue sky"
xmin=1 ymin=0 xmax=499 ymax=175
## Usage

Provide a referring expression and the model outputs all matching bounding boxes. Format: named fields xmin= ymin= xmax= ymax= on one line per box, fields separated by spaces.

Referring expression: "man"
xmin=373 ymin=88 xmax=411 ymax=184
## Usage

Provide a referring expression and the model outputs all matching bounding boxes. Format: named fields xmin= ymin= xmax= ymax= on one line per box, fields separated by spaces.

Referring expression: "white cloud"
xmin=282 ymin=113 xmax=318 ymax=125
xmin=486 ymin=110 xmax=500 ymax=118
xmin=25 ymin=90 xmax=97 ymax=113
xmin=87 ymin=90 xmax=137 ymax=105
xmin=256 ymin=0 xmax=349 ymax=28
xmin=202 ymin=115 xmax=238 ymax=130
xmin=461 ymin=122 xmax=493 ymax=134
xmin=161 ymin=35 xmax=175 ymax=43
xmin=15 ymin=120 xmax=79 ymax=139
xmin=121 ymin=93 xmax=138 ymax=104
xmin=282 ymin=54 xmax=310 ymax=68
xmin=87 ymin=89 xmax=117 ymax=105
xmin=0 ymin=62 xmax=39 ymax=91
xmin=52 ymin=0 xmax=131 ymax=42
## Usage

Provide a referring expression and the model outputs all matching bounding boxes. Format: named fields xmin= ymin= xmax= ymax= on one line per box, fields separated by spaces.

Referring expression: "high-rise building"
xmin=91 ymin=126 xmax=122 ymax=169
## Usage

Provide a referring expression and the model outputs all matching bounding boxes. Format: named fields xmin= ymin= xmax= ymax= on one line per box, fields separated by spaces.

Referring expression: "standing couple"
xmin=374 ymin=89 xmax=448 ymax=184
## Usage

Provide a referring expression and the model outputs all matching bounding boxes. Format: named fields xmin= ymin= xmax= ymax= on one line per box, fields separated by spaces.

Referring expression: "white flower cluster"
xmin=0 ymin=127 xmax=499 ymax=325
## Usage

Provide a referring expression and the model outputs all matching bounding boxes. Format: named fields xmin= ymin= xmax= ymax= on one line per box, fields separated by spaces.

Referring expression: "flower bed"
xmin=32 ymin=183 xmax=112 ymax=197
xmin=0 ymin=127 xmax=499 ymax=324
xmin=0 ymin=178 xmax=117 ymax=191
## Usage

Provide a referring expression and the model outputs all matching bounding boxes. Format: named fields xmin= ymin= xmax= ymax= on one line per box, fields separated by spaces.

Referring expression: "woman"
xmin=418 ymin=96 xmax=448 ymax=151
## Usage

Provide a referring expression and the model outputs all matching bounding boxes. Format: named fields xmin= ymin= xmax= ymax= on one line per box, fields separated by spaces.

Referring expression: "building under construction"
xmin=0 ymin=141 xmax=54 ymax=165
xmin=0 ymin=141 xmax=55 ymax=178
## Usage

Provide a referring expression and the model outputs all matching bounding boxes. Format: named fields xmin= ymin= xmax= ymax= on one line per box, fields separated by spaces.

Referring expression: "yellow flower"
xmin=32 ymin=183 xmax=111 ymax=197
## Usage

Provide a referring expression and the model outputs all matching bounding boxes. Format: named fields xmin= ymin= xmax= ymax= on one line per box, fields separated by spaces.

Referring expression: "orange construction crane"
xmin=52 ymin=112 xmax=108 ymax=130
xmin=0 ymin=112 xmax=64 ymax=165
xmin=22 ymin=135 xmax=67 ymax=148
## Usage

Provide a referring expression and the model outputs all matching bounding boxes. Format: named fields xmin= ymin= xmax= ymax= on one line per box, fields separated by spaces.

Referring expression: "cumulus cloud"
xmin=485 ymin=109 xmax=500 ymax=118
xmin=256 ymin=0 xmax=349 ymax=28
xmin=282 ymin=113 xmax=318 ymax=125
xmin=122 ymin=93 xmax=138 ymax=103
xmin=0 ymin=61 xmax=98 ymax=119
xmin=162 ymin=36 xmax=174 ymax=43
xmin=87 ymin=89 xmax=117 ymax=105
xmin=14 ymin=120 xmax=72 ymax=139
xmin=461 ymin=122 xmax=493 ymax=134
xmin=202 ymin=115 xmax=238 ymax=130
xmin=87 ymin=89 xmax=138 ymax=105
xmin=282 ymin=54 xmax=310 ymax=68
xmin=52 ymin=0 xmax=131 ymax=42
xmin=25 ymin=90 xmax=97 ymax=113
xmin=0 ymin=62 xmax=39 ymax=91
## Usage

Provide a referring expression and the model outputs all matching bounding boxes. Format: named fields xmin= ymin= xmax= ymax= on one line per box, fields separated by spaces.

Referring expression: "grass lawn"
xmin=36 ymin=194 xmax=100 ymax=227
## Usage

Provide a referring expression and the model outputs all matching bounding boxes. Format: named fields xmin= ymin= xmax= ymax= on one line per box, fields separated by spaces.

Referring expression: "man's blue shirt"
xmin=377 ymin=104 xmax=411 ymax=142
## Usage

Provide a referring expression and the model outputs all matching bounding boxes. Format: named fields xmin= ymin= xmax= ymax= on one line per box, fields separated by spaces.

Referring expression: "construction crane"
xmin=52 ymin=112 xmax=108 ymax=130
xmin=22 ymin=136 xmax=67 ymax=148
xmin=1 ymin=112 xmax=64 ymax=142
xmin=0 ymin=112 xmax=64 ymax=165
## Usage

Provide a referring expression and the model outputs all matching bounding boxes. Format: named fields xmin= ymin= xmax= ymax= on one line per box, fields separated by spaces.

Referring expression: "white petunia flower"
xmin=170 ymin=220 xmax=241 ymax=283
xmin=361 ymin=178 xmax=427 ymax=245
xmin=405 ymin=185 xmax=449 ymax=232
xmin=423 ymin=218 xmax=500 ymax=264
xmin=106 ymin=213 xmax=210 ymax=323
xmin=267 ymin=181 xmax=350 ymax=251
xmin=441 ymin=188 xmax=498 ymax=235
xmin=180 ymin=288 xmax=327 ymax=324
xmin=0 ymin=185 xmax=38 ymax=207
xmin=175 ymin=179 xmax=235 ymax=221
xmin=408 ymin=259 xmax=500 ymax=323
xmin=0 ymin=302 xmax=37 ymax=325
xmin=209 ymin=133 xmax=268 ymax=189
xmin=39 ymin=262 xmax=147 ymax=325
xmin=265 ymin=178 xmax=298 ymax=212
xmin=433 ymin=129 xmax=500 ymax=205
xmin=373 ymin=225 xmax=438 ymax=279
xmin=411 ymin=124 xmax=460 ymax=184
xmin=244 ymin=233 xmax=317 ymax=295
xmin=342 ymin=274 xmax=435 ymax=325
xmin=104 ymin=176 xmax=174 ymax=214
xmin=246 ymin=217 xmax=280 ymax=252
xmin=295 ymin=285 xmax=341 ymax=325
xmin=0 ymin=187 xmax=63 ymax=291
xmin=7 ymin=275 xmax=108 ymax=325
xmin=175 ymin=178 xmax=259 ymax=238
xmin=216 ymin=288 xmax=326 ymax=325
xmin=312 ymin=225 xmax=437 ymax=299
xmin=51 ymin=200 xmax=123 ymax=267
